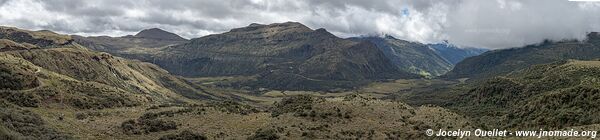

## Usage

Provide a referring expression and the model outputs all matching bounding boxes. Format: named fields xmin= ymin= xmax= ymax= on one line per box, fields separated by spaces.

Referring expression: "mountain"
xmin=133 ymin=28 xmax=187 ymax=41
xmin=0 ymin=26 xmax=226 ymax=107
xmin=444 ymin=32 xmax=600 ymax=80
xmin=427 ymin=41 xmax=488 ymax=65
xmin=349 ymin=36 xmax=453 ymax=77
xmin=72 ymin=28 xmax=188 ymax=58
xmin=0 ymin=26 xmax=242 ymax=139
xmin=141 ymin=22 xmax=418 ymax=90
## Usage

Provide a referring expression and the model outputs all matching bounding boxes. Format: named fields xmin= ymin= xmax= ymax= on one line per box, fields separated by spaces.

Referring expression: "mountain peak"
xmin=134 ymin=28 xmax=187 ymax=41
xmin=248 ymin=23 xmax=264 ymax=27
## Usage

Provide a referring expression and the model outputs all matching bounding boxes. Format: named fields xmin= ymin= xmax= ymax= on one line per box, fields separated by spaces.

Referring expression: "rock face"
xmin=445 ymin=32 xmax=600 ymax=80
xmin=133 ymin=28 xmax=187 ymax=41
xmin=350 ymin=36 xmax=454 ymax=77
xmin=149 ymin=22 xmax=418 ymax=90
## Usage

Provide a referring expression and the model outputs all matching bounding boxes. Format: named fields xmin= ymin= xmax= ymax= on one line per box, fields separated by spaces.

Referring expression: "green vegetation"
xmin=416 ymin=60 xmax=600 ymax=129
xmin=0 ymin=53 xmax=39 ymax=90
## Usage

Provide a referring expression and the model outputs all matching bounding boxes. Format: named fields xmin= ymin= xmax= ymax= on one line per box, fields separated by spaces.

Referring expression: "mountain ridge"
xmin=444 ymin=32 xmax=600 ymax=80
xmin=349 ymin=36 xmax=453 ymax=77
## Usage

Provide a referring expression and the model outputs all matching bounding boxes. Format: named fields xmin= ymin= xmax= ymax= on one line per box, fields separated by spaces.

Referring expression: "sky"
xmin=1 ymin=0 xmax=599 ymax=49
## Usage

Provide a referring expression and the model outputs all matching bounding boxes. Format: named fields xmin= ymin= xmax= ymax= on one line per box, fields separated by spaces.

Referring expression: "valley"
xmin=1 ymin=23 xmax=600 ymax=140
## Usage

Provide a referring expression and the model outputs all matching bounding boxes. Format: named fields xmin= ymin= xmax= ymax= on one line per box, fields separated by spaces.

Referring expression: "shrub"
xmin=206 ymin=101 xmax=259 ymax=115
xmin=247 ymin=128 xmax=279 ymax=140
xmin=159 ymin=130 xmax=207 ymax=140
xmin=270 ymin=95 xmax=323 ymax=117
xmin=0 ymin=100 xmax=71 ymax=139
xmin=121 ymin=118 xmax=177 ymax=134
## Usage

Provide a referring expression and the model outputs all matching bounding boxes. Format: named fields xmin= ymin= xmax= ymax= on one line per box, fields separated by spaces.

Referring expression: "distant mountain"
xmin=133 ymin=28 xmax=187 ymax=41
xmin=349 ymin=36 xmax=453 ymax=77
xmin=73 ymin=28 xmax=188 ymax=58
xmin=146 ymin=22 xmax=418 ymax=90
xmin=427 ymin=41 xmax=488 ymax=64
xmin=444 ymin=32 xmax=600 ymax=80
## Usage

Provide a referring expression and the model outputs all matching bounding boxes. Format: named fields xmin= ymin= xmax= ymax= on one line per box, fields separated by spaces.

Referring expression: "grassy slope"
xmin=402 ymin=60 xmax=600 ymax=130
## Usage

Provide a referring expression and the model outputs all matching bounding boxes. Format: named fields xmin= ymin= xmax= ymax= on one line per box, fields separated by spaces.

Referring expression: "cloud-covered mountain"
xmin=445 ymin=32 xmax=600 ymax=80
xmin=427 ymin=41 xmax=488 ymax=65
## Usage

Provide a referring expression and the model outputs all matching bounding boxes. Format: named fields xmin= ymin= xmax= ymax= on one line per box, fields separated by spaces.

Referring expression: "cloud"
xmin=0 ymin=0 xmax=599 ymax=49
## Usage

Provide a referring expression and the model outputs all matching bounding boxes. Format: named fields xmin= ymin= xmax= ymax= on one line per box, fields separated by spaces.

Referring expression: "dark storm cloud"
xmin=1 ymin=0 xmax=599 ymax=49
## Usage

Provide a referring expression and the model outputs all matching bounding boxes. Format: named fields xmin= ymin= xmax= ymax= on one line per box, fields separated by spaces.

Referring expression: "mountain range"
xmin=74 ymin=22 xmax=486 ymax=90
xmin=2 ymin=22 xmax=600 ymax=139
xmin=0 ymin=25 xmax=476 ymax=139
xmin=350 ymin=36 xmax=486 ymax=77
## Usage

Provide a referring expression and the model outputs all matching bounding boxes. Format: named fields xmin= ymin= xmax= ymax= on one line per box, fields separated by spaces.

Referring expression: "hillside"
xmin=398 ymin=60 xmax=600 ymax=130
xmin=444 ymin=32 xmax=600 ymax=80
xmin=145 ymin=22 xmax=418 ymax=90
xmin=0 ymin=26 xmax=253 ymax=139
xmin=0 ymin=26 xmax=237 ymax=106
xmin=463 ymin=60 xmax=600 ymax=129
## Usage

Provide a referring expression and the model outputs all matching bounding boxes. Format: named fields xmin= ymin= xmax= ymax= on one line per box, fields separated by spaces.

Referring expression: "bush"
xmin=206 ymin=101 xmax=259 ymax=115
xmin=247 ymin=128 xmax=279 ymax=140
xmin=270 ymin=95 xmax=323 ymax=117
xmin=121 ymin=118 xmax=177 ymax=134
xmin=159 ymin=130 xmax=207 ymax=140
xmin=1 ymin=91 xmax=40 ymax=107
xmin=0 ymin=100 xmax=71 ymax=139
